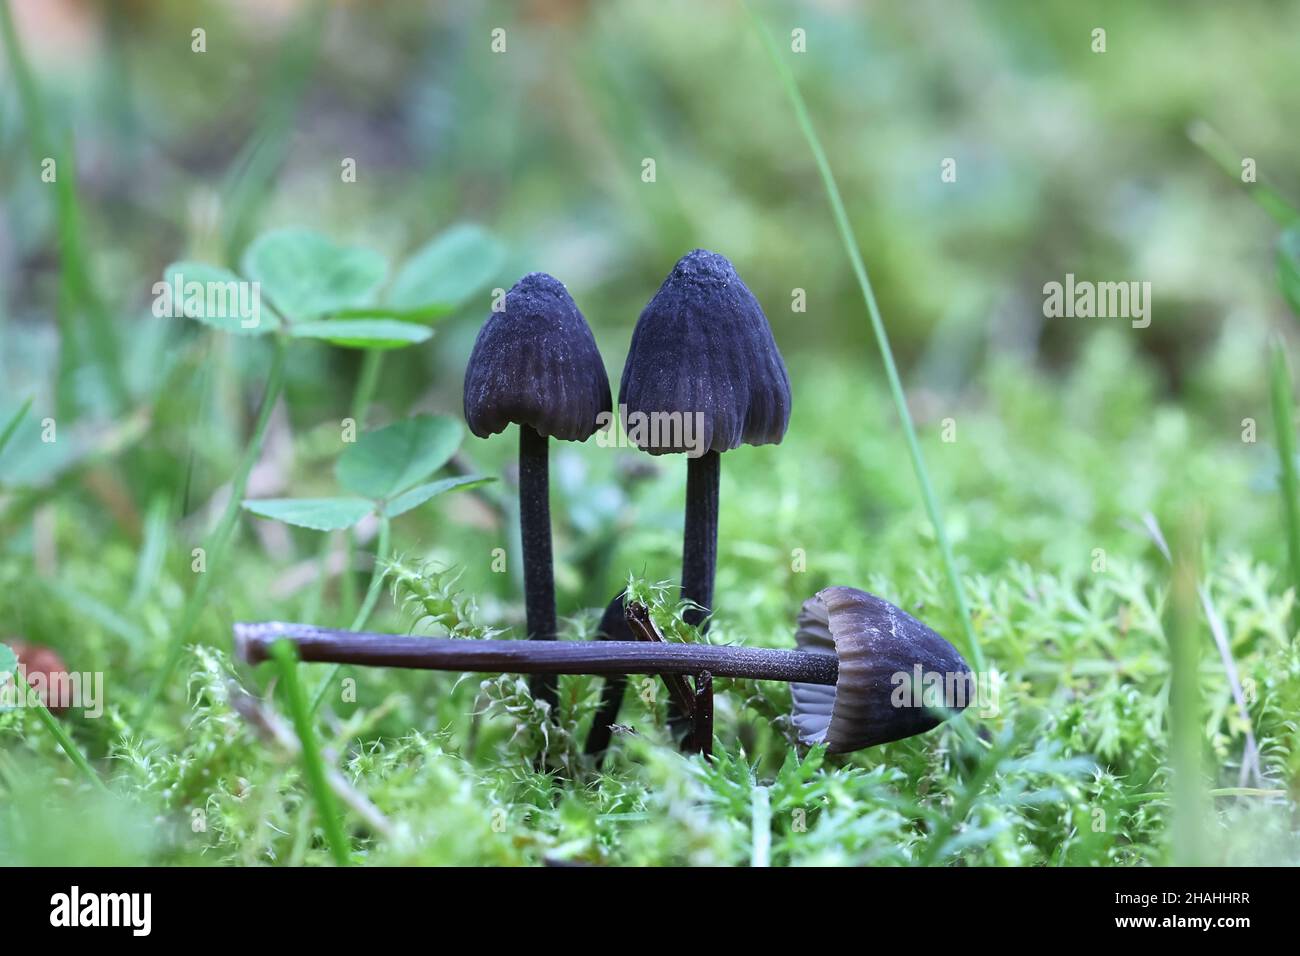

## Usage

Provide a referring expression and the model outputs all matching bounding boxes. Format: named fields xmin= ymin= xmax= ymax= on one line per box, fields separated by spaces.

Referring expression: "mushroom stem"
xmin=684 ymin=670 xmax=714 ymax=760
xmin=518 ymin=424 xmax=558 ymax=710
xmin=675 ymin=449 xmax=720 ymax=731
xmin=234 ymin=622 xmax=840 ymax=685
xmin=584 ymin=593 xmax=633 ymax=761
xmin=681 ymin=449 xmax=720 ymax=628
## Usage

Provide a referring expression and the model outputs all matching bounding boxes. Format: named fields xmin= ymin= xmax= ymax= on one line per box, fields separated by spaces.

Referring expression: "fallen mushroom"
xmin=791 ymin=587 xmax=974 ymax=751
xmin=234 ymin=618 xmax=835 ymax=682
xmin=463 ymin=272 xmax=612 ymax=713
xmin=233 ymin=587 xmax=970 ymax=758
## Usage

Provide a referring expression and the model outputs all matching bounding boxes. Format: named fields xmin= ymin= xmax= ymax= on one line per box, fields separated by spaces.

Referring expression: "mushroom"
xmin=235 ymin=587 xmax=970 ymax=759
xmin=237 ymin=612 xmax=824 ymax=766
xmin=463 ymin=272 xmax=611 ymax=712
xmin=790 ymin=586 xmax=973 ymax=752
xmin=618 ymin=249 xmax=790 ymax=722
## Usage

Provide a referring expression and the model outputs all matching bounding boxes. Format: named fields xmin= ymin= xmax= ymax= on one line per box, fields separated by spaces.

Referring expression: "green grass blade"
xmin=139 ymin=339 xmax=290 ymax=721
xmin=57 ymin=142 xmax=131 ymax=411
xmin=1164 ymin=513 xmax=1207 ymax=866
xmin=269 ymin=639 xmax=351 ymax=866
xmin=1270 ymin=340 xmax=1300 ymax=613
xmin=0 ymin=0 xmax=51 ymax=161
xmin=744 ymin=3 xmax=984 ymax=673
xmin=0 ymin=397 xmax=33 ymax=459
xmin=128 ymin=495 xmax=173 ymax=609
xmin=310 ymin=515 xmax=391 ymax=715
xmin=336 ymin=348 xmax=386 ymax=636
xmin=1 ymin=7 xmax=128 ymax=414
xmin=351 ymin=350 xmax=385 ymax=428
xmin=1188 ymin=121 xmax=1300 ymax=226
xmin=5 ymin=654 xmax=108 ymax=793
xmin=750 ymin=785 xmax=771 ymax=867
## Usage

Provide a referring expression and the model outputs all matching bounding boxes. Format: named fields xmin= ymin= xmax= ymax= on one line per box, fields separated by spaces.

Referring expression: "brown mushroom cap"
xmin=790 ymin=586 xmax=972 ymax=753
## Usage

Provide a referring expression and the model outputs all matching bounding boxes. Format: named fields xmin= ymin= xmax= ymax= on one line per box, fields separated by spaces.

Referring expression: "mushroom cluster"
xmin=236 ymin=249 xmax=973 ymax=762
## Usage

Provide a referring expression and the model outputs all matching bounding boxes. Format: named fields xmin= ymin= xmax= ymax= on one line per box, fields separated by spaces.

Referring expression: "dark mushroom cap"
xmin=618 ymin=250 xmax=791 ymax=455
xmin=463 ymin=273 xmax=612 ymax=442
xmin=791 ymin=586 xmax=972 ymax=753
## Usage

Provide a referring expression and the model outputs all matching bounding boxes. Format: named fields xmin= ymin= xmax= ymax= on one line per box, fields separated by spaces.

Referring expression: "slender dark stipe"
xmin=519 ymin=424 xmax=558 ymax=710
xmin=585 ymin=593 xmax=633 ymax=762
xmin=234 ymin=622 xmax=839 ymax=684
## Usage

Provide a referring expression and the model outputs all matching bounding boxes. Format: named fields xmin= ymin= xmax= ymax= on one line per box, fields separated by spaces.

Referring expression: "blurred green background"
xmin=4 ymin=0 xmax=1298 ymax=607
